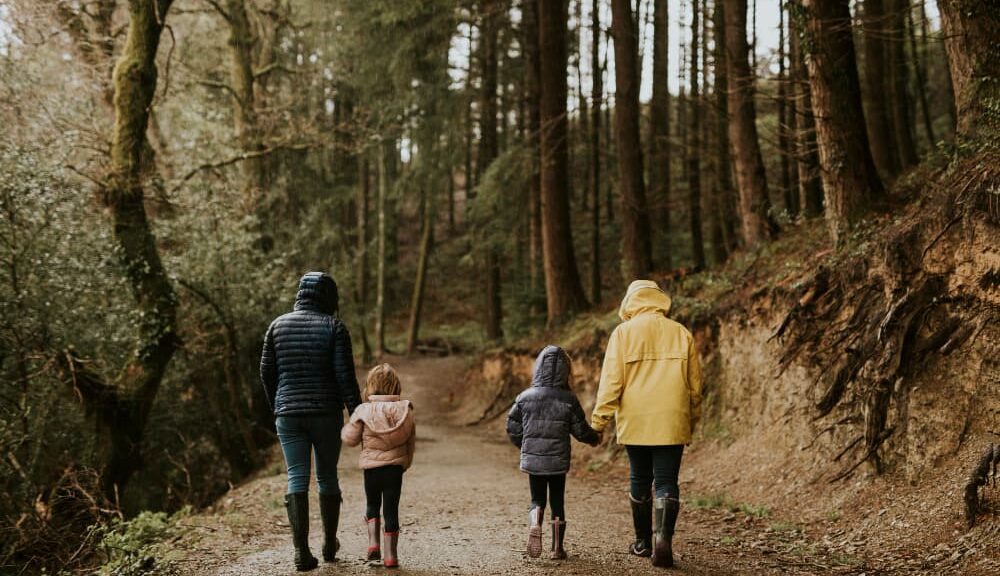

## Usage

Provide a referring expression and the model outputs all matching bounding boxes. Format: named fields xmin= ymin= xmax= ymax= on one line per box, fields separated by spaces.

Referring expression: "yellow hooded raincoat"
xmin=590 ymin=280 xmax=702 ymax=445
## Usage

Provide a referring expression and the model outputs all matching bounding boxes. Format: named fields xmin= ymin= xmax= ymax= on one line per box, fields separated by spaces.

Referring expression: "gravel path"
xmin=172 ymin=356 xmax=881 ymax=575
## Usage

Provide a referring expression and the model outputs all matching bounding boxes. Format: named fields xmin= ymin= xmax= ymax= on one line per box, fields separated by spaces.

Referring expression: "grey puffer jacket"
xmin=260 ymin=272 xmax=362 ymax=417
xmin=506 ymin=345 xmax=599 ymax=475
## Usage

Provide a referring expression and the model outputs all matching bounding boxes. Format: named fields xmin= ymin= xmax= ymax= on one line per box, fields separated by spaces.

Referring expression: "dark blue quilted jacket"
xmin=260 ymin=272 xmax=362 ymax=417
xmin=506 ymin=345 xmax=599 ymax=475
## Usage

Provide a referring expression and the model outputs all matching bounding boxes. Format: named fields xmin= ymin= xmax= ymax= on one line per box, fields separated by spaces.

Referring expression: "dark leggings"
xmin=626 ymin=445 xmax=684 ymax=500
xmin=528 ymin=474 xmax=566 ymax=519
xmin=364 ymin=465 xmax=404 ymax=532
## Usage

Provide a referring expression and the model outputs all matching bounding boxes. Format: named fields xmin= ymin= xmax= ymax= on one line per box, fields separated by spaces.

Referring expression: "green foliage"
xmin=90 ymin=509 xmax=189 ymax=576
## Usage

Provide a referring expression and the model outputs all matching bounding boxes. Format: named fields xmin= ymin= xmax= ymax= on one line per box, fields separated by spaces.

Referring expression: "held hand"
xmin=588 ymin=430 xmax=603 ymax=447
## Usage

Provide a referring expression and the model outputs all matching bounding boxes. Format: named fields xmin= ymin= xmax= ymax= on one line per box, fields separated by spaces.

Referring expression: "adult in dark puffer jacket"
xmin=506 ymin=345 xmax=599 ymax=560
xmin=260 ymin=271 xmax=362 ymax=571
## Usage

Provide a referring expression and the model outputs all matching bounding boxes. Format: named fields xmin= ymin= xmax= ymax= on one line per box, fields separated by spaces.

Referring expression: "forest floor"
xmin=171 ymin=355 xmax=998 ymax=576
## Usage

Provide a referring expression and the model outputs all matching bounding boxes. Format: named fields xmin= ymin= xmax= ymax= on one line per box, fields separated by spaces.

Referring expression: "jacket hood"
xmin=353 ymin=397 xmax=413 ymax=435
xmin=294 ymin=271 xmax=339 ymax=315
xmin=531 ymin=345 xmax=570 ymax=389
xmin=618 ymin=279 xmax=672 ymax=321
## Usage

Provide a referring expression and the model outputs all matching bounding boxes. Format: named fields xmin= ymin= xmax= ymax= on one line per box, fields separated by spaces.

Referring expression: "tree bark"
xmin=802 ymin=0 xmax=884 ymax=241
xmin=523 ymin=0 xmax=544 ymax=313
xmin=223 ymin=0 xmax=267 ymax=210
xmin=356 ymin=155 xmax=372 ymax=364
xmin=936 ymin=0 xmax=1000 ymax=146
xmin=688 ymin=0 xmax=707 ymax=270
xmin=724 ymin=0 xmax=776 ymax=248
xmin=93 ymin=0 xmax=178 ymax=499
xmin=777 ymin=3 xmax=798 ymax=216
xmin=538 ymin=0 xmax=589 ymax=324
xmin=886 ymin=0 xmax=919 ymax=169
xmin=861 ymin=0 xmax=900 ymax=178
xmin=590 ymin=0 xmax=602 ymax=303
xmin=789 ymin=1 xmax=824 ymax=217
xmin=480 ymin=0 xmax=503 ymax=341
xmin=406 ymin=188 xmax=434 ymax=355
xmin=906 ymin=6 xmax=936 ymax=146
xmin=651 ymin=0 xmax=672 ymax=268
xmin=611 ymin=0 xmax=653 ymax=279
xmin=713 ymin=0 xmax=740 ymax=254
xmin=375 ymin=146 xmax=387 ymax=357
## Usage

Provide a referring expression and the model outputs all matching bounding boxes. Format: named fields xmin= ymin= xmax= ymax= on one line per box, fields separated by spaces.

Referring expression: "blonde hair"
xmin=365 ymin=363 xmax=401 ymax=400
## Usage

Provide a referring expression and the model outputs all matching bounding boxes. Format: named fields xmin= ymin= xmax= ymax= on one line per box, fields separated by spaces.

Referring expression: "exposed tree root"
xmin=964 ymin=443 xmax=999 ymax=529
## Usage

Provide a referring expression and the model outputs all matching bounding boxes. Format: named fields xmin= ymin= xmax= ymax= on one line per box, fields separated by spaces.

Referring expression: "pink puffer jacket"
xmin=341 ymin=395 xmax=416 ymax=470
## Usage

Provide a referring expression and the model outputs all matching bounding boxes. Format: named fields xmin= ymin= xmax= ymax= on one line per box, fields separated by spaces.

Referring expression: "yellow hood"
xmin=618 ymin=280 xmax=672 ymax=321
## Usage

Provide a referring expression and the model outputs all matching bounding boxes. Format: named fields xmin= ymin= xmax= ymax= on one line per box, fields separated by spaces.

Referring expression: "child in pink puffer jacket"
xmin=341 ymin=363 xmax=415 ymax=569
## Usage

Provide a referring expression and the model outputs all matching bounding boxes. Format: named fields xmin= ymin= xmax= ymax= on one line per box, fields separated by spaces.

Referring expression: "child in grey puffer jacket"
xmin=506 ymin=345 xmax=600 ymax=560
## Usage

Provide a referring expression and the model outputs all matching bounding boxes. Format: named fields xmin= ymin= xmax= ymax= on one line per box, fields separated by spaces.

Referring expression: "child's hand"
xmin=588 ymin=431 xmax=603 ymax=446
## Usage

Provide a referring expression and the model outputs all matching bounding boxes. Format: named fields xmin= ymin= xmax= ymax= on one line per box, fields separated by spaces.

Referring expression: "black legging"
xmin=528 ymin=474 xmax=566 ymax=519
xmin=364 ymin=465 xmax=404 ymax=532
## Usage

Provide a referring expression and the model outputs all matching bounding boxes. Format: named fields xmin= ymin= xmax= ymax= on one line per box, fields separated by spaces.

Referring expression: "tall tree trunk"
xmin=224 ymin=0 xmax=266 ymax=211
xmin=937 ymin=0 xmax=1000 ymax=146
xmin=713 ymin=0 xmax=739 ymax=253
xmin=802 ymin=0 xmax=884 ymax=241
xmin=590 ymin=0 xmax=603 ymax=303
xmin=611 ymin=0 xmax=654 ymax=279
xmin=480 ymin=0 xmax=503 ymax=341
xmin=576 ymin=0 xmax=590 ymax=212
xmin=789 ymin=1 xmax=824 ymax=217
xmin=688 ymin=0 xmax=707 ymax=270
xmin=906 ymin=6 xmax=936 ymax=146
xmin=777 ymin=2 xmax=797 ymax=216
xmin=93 ymin=0 xmax=178 ymax=499
xmin=375 ymin=146 xmax=387 ymax=357
xmin=406 ymin=188 xmax=434 ymax=355
xmin=356 ymin=155 xmax=372 ymax=364
xmin=886 ymin=0 xmax=919 ymax=169
xmin=724 ymin=0 xmax=775 ymax=248
xmin=538 ymin=0 xmax=589 ymax=324
xmin=523 ymin=0 xmax=544 ymax=314
xmin=861 ymin=0 xmax=900 ymax=178
xmin=651 ymin=0 xmax=672 ymax=268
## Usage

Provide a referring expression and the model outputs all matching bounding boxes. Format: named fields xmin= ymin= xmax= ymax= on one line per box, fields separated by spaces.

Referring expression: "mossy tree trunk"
xmin=94 ymin=0 xmax=178 ymax=501
xmin=861 ymin=0 xmax=901 ymax=179
xmin=688 ymin=0 xmax=706 ymax=270
xmin=801 ymin=0 xmax=884 ymax=242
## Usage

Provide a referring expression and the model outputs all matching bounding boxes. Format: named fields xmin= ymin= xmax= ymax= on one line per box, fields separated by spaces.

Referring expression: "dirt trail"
xmin=174 ymin=356 xmax=867 ymax=576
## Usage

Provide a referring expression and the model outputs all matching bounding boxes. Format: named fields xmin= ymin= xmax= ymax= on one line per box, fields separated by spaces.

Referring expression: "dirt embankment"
xmin=461 ymin=201 xmax=1000 ymax=575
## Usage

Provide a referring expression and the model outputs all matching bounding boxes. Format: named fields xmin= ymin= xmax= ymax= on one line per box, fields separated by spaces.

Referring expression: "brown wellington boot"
xmin=527 ymin=506 xmax=545 ymax=558
xmin=383 ymin=530 xmax=399 ymax=568
xmin=651 ymin=497 xmax=680 ymax=568
xmin=365 ymin=517 xmax=381 ymax=561
xmin=549 ymin=518 xmax=567 ymax=560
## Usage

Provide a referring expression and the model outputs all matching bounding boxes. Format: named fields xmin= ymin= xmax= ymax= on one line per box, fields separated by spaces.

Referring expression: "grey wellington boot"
xmin=651 ymin=496 xmax=680 ymax=568
xmin=629 ymin=493 xmax=653 ymax=557
xmin=285 ymin=493 xmax=318 ymax=571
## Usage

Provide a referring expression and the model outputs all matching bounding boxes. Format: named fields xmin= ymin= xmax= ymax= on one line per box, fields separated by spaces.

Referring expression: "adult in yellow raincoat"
xmin=590 ymin=280 xmax=702 ymax=568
